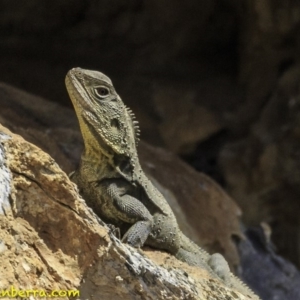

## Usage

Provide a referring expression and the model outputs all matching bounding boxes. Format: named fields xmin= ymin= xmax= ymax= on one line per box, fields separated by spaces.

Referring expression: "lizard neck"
xmin=81 ymin=139 xmax=107 ymax=162
xmin=79 ymin=147 xmax=117 ymax=181
xmin=78 ymin=114 xmax=116 ymax=165
xmin=81 ymin=148 xmax=107 ymax=165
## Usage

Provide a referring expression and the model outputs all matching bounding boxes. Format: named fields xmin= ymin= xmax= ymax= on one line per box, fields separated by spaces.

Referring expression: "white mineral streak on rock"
xmin=0 ymin=132 xmax=11 ymax=214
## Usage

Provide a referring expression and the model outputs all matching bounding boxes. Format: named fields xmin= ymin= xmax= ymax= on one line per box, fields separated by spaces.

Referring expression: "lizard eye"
xmin=94 ymin=86 xmax=110 ymax=98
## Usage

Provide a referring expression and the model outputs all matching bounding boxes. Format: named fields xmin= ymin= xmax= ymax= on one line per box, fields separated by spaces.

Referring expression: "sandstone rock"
xmin=0 ymin=124 xmax=257 ymax=299
xmin=0 ymin=82 xmax=242 ymax=269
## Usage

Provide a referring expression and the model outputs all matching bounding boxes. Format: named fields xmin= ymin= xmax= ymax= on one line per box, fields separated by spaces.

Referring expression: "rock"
xmin=0 ymin=82 xmax=82 ymax=173
xmin=153 ymin=83 xmax=223 ymax=154
xmin=0 ymin=124 xmax=98 ymax=298
xmin=232 ymin=0 xmax=300 ymax=130
xmin=1 ymin=0 xmax=300 ymax=150
xmin=219 ymin=65 xmax=300 ymax=267
xmin=0 ymin=124 xmax=258 ymax=300
xmin=0 ymin=0 xmax=241 ymax=153
xmin=237 ymin=225 xmax=300 ymax=300
xmin=0 ymin=81 xmax=242 ymax=269
xmin=139 ymin=141 xmax=242 ymax=269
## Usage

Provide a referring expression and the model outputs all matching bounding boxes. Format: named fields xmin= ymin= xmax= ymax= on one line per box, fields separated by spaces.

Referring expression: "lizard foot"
xmin=208 ymin=253 xmax=231 ymax=285
xmin=122 ymin=220 xmax=152 ymax=248
xmin=107 ymin=224 xmax=121 ymax=239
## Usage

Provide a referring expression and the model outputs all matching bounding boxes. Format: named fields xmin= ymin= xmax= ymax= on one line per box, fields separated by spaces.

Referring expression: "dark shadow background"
xmin=1 ymin=0 xmax=300 ymax=270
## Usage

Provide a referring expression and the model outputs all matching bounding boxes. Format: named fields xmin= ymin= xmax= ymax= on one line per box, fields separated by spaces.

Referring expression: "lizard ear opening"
xmin=111 ymin=118 xmax=121 ymax=130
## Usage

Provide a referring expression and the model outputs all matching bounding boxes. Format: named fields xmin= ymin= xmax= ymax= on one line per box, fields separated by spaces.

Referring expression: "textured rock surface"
xmin=0 ymin=124 xmax=258 ymax=300
xmin=219 ymin=65 xmax=300 ymax=267
xmin=152 ymin=83 xmax=223 ymax=154
xmin=4 ymin=72 xmax=300 ymax=299
xmin=237 ymin=225 xmax=300 ymax=300
xmin=236 ymin=0 xmax=300 ymax=129
xmin=0 ymin=82 xmax=82 ymax=173
xmin=140 ymin=142 xmax=241 ymax=268
xmin=0 ymin=81 xmax=243 ymax=269
xmin=0 ymin=125 xmax=97 ymax=298
xmin=1 ymin=1 xmax=300 ymax=297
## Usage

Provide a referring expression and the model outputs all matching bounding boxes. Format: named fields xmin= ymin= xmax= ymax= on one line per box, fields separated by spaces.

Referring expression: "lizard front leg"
xmin=104 ymin=181 xmax=153 ymax=248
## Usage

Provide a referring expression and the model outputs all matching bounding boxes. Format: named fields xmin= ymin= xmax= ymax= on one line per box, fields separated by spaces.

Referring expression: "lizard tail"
xmin=177 ymin=232 xmax=261 ymax=299
xmin=229 ymin=273 xmax=261 ymax=300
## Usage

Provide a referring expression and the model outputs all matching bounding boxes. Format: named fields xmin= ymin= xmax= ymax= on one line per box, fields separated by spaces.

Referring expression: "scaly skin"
xmin=65 ymin=68 xmax=260 ymax=299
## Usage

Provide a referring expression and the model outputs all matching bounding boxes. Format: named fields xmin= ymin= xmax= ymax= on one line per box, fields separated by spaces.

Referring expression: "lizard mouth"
xmin=65 ymin=71 xmax=93 ymax=113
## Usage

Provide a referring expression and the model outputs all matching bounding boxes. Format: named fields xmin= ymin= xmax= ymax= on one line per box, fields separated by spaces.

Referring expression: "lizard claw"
xmin=107 ymin=224 xmax=121 ymax=239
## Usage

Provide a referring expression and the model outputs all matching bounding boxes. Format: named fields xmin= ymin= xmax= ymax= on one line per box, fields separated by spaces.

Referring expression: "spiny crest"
xmin=230 ymin=274 xmax=260 ymax=299
xmin=125 ymin=105 xmax=140 ymax=145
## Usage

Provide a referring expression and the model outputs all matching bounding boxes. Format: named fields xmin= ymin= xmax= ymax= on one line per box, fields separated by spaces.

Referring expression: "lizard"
xmin=65 ymin=67 xmax=260 ymax=299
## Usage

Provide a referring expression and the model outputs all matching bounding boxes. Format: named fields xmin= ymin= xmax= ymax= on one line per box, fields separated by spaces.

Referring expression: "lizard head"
xmin=65 ymin=68 xmax=140 ymax=165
